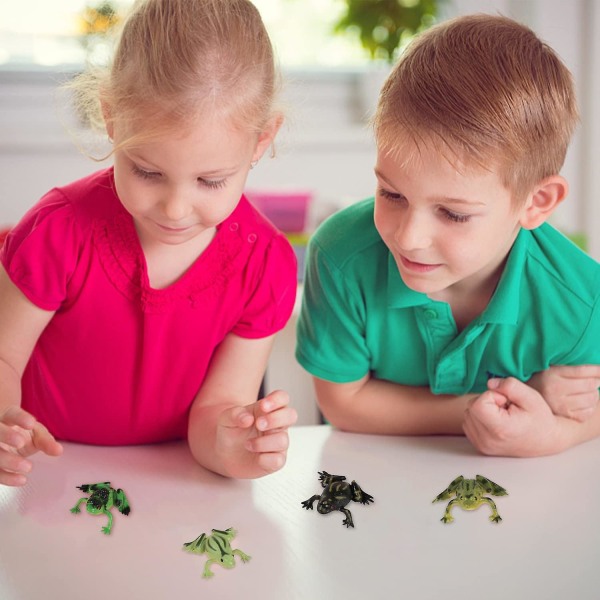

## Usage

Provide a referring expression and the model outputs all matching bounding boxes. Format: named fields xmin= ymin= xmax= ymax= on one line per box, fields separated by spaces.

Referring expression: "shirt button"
xmin=229 ymin=222 xmax=239 ymax=231
xmin=247 ymin=233 xmax=257 ymax=243
xmin=424 ymin=309 xmax=437 ymax=320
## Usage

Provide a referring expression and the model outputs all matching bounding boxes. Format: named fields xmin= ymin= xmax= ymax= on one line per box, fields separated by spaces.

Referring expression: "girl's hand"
xmin=215 ymin=390 xmax=297 ymax=478
xmin=528 ymin=365 xmax=600 ymax=422
xmin=0 ymin=406 xmax=63 ymax=486
xmin=463 ymin=377 xmax=563 ymax=457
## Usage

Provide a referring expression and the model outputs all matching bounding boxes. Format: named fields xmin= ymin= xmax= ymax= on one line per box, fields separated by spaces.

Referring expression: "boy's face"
xmin=374 ymin=143 xmax=527 ymax=306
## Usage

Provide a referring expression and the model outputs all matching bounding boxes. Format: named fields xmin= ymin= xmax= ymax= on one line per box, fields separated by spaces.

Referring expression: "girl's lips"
xmin=400 ymin=255 xmax=441 ymax=273
xmin=156 ymin=222 xmax=194 ymax=233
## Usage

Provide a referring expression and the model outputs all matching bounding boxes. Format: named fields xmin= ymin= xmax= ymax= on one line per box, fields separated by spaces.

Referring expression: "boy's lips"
xmin=400 ymin=255 xmax=441 ymax=273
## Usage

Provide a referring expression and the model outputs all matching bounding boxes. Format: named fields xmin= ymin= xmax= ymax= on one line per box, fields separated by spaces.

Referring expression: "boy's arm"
xmin=464 ymin=377 xmax=600 ymax=457
xmin=314 ymin=375 xmax=473 ymax=435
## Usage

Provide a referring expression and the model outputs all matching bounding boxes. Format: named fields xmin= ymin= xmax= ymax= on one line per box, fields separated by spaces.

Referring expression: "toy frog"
xmin=432 ymin=474 xmax=508 ymax=524
xmin=301 ymin=470 xmax=374 ymax=528
xmin=183 ymin=528 xmax=251 ymax=578
xmin=70 ymin=482 xmax=131 ymax=534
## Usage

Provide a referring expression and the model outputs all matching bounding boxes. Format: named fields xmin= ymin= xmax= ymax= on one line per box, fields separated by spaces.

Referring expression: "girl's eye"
xmin=199 ymin=178 xmax=227 ymax=190
xmin=132 ymin=165 xmax=160 ymax=180
xmin=441 ymin=208 xmax=471 ymax=223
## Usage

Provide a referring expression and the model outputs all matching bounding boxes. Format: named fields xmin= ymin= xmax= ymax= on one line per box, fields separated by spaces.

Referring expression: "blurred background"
xmin=1 ymin=0 xmax=598 ymax=423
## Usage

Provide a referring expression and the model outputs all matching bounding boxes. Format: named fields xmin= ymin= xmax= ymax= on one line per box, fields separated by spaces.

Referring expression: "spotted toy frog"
xmin=183 ymin=528 xmax=251 ymax=578
xmin=433 ymin=474 xmax=508 ymax=524
xmin=70 ymin=482 xmax=131 ymax=534
xmin=301 ymin=470 xmax=374 ymax=528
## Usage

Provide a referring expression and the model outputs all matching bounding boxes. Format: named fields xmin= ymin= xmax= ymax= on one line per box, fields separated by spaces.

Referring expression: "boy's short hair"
xmin=373 ymin=14 xmax=579 ymax=202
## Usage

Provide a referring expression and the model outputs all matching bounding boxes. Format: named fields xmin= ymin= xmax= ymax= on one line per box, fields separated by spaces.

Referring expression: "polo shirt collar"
xmin=385 ymin=228 xmax=531 ymax=323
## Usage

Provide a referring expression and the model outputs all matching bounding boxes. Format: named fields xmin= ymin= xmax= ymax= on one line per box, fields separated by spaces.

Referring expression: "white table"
xmin=1 ymin=425 xmax=598 ymax=599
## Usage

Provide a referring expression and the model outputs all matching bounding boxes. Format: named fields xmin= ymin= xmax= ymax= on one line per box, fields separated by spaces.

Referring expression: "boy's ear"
xmin=519 ymin=175 xmax=568 ymax=230
xmin=252 ymin=113 xmax=284 ymax=162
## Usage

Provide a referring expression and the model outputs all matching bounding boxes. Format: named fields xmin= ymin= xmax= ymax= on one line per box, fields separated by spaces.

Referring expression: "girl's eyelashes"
xmin=131 ymin=164 xmax=227 ymax=189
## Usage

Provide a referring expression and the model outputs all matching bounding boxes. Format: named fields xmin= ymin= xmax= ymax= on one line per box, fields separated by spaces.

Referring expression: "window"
xmin=1 ymin=0 xmax=371 ymax=69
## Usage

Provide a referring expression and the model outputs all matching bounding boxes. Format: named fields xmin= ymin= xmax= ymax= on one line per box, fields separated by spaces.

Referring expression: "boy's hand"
xmin=463 ymin=377 xmax=563 ymax=457
xmin=215 ymin=390 xmax=297 ymax=478
xmin=0 ymin=406 xmax=63 ymax=486
xmin=528 ymin=365 xmax=600 ymax=422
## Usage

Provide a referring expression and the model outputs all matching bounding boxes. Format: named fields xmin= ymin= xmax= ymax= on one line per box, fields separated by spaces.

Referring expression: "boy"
xmin=296 ymin=14 xmax=600 ymax=457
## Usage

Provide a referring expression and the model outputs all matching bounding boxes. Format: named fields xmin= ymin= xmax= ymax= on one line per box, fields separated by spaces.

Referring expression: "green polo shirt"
xmin=296 ymin=198 xmax=600 ymax=394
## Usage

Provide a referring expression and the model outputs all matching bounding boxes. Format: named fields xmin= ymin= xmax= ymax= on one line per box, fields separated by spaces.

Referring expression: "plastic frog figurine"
xmin=301 ymin=470 xmax=374 ymax=528
xmin=70 ymin=482 xmax=131 ymax=534
xmin=432 ymin=474 xmax=508 ymax=524
xmin=183 ymin=528 xmax=251 ymax=578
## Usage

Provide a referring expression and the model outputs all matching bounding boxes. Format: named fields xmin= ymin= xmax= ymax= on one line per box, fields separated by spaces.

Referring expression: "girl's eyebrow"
xmin=125 ymin=150 xmax=238 ymax=178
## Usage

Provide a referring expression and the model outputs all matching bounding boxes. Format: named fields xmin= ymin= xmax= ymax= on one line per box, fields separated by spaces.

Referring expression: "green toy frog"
xmin=432 ymin=474 xmax=508 ymax=524
xmin=70 ymin=482 xmax=131 ymax=534
xmin=183 ymin=528 xmax=251 ymax=578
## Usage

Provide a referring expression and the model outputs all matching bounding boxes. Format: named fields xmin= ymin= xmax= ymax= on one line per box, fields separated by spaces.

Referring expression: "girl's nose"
xmin=160 ymin=192 xmax=192 ymax=222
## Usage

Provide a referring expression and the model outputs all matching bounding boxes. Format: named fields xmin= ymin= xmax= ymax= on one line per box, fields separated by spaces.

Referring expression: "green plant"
xmin=334 ymin=0 xmax=440 ymax=63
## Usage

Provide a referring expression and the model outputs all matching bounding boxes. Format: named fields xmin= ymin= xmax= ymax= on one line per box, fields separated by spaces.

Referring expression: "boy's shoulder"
xmin=310 ymin=198 xmax=384 ymax=267
xmin=526 ymin=224 xmax=600 ymax=302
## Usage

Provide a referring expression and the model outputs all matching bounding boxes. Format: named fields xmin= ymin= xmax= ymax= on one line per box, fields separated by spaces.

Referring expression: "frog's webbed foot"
xmin=70 ymin=498 xmax=86 ymax=514
xmin=318 ymin=471 xmax=346 ymax=487
xmin=101 ymin=509 xmax=113 ymax=534
xmin=351 ymin=482 xmax=374 ymax=505
xmin=202 ymin=560 xmax=216 ymax=579
xmin=301 ymin=495 xmax=320 ymax=510
xmin=340 ymin=508 xmax=354 ymax=528
xmin=233 ymin=549 xmax=251 ymax=563
xmin=482 ymin=497 xmax=503 ymax=523
xmin=440 ymin=499 xmax=458 ymax=524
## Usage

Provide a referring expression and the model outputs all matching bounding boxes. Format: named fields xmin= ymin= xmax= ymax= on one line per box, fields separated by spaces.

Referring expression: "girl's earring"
xmin=250 ymin=160 xmax=258 ymax=169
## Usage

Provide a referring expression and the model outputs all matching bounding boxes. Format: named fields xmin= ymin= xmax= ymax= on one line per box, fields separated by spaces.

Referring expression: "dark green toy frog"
xmin=70 ymin=482 xmax=131 ymax=534
xmin=301 ymin=470 xmax=374 ymax=528
xmin=432 ymin=474 xmax=508 ymax=524
xmin=183 ymin=528 xmax=251 ymax=578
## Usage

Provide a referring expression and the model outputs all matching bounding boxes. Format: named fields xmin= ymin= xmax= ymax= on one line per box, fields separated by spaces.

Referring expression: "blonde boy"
xmin=296 ymin=14 xmax=600 ymax=457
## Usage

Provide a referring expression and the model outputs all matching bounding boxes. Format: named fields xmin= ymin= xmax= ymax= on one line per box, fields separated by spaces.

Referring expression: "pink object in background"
xmin=245 ymin=190 xmax=312 ymax=233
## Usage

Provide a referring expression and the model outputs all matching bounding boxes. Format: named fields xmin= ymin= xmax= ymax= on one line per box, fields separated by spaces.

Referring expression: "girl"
xmin=0 ymin=0 xmax=298 ymax=486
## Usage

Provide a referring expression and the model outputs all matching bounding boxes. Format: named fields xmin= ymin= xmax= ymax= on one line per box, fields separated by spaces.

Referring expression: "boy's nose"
xmin=394 ymin=212 xmax=432 ymax=250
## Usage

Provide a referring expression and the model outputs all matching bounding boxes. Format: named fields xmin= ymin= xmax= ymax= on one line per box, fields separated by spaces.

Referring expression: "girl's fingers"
xmin=245 ymin=430 xmax=289 ymax=453
xmin=255 ymin=407 xmax=298 ymax=432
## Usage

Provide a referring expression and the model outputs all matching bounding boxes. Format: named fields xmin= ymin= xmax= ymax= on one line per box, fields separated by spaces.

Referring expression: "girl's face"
xmin=111 ymin=114 xmax=275 ymax=249
xmin=374 ymin=143 xmax=529 ymax=307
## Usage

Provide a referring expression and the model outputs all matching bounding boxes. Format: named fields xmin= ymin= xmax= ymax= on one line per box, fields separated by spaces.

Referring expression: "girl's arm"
xmin=313 ymin=375 xmax=472 ymax=435
xmin=0 ymin=265 xmax=63 ymax=486
xmin=187 ymin=332 xmax=297 ymax=479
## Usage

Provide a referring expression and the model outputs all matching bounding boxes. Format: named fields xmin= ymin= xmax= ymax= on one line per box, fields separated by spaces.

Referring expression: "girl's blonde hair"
xmin=373 ymin=14 xmax=579 ymax=202
xmin=69 ymin=0 xmax=279 ymax=149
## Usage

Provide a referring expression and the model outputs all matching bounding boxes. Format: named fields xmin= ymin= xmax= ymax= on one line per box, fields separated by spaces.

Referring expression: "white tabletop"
xmin=1 ymin=425 xmax=598 ymax=599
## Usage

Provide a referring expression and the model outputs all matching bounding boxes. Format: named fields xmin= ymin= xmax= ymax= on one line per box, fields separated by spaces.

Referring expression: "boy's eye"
xmin=378 ymin=187 xmax=405 ymax=202
xmin=441 ymin=208 xmax=471 ymax=223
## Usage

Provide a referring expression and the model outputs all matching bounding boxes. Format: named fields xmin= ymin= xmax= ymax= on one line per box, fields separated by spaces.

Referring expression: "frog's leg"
xmin=232 ymin=549 xmax=251 ymax=563
xmin=432 ymin=475 xmax=464 ymax=503
xmin=350 ymin=481 xmax=374 ymax=505
xmin=318 ymin=471 xmax=346 ymax=487
xmin=183 ymin=533 xmax=208 ymax=554
xmin=114 ymin=489 xmax=131 ymax=516
xmin=481 ymin=497 xmax=502 ymax=523
xmin=440 ymin=499 xmax=460 ymax=523
xmin=476 ymin=475 xmax=508 ymax=497
xmin=101 ymin=508 xmax=114 ymax=534
xmin=340 ymin=507 xmax=354 ymax=528
xmin=202 ymin=558 xmax=217 ymax=579
xmin=70 ymin=498 xmax=89 ymax=514
xmin=301 ymin=495 xmax=321 ymax=510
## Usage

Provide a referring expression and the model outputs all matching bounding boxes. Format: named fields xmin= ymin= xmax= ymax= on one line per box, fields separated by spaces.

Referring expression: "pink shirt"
xmin=1 ymin=168 xmax=297 ymax=445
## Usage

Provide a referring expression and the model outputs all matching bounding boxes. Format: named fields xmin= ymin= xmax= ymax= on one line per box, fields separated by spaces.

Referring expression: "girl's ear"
xmin=519 ymin=175 xmax=568 ymax=230
xmin=252 ymin=113 xmax=284 ymax=162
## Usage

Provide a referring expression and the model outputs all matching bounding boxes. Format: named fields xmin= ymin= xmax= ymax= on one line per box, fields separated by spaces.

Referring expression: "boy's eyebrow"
xmin=374 ymin=168 xmax=486 ymax=206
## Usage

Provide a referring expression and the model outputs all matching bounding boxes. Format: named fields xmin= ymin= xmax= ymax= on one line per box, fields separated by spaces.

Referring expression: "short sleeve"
xmin=232 ymin=234 xmax=298 ymax=339
xmin=0 ymin=189 xmax=82 ymax=311
xmin=295 ymin=237 xmax=370 ymax=383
